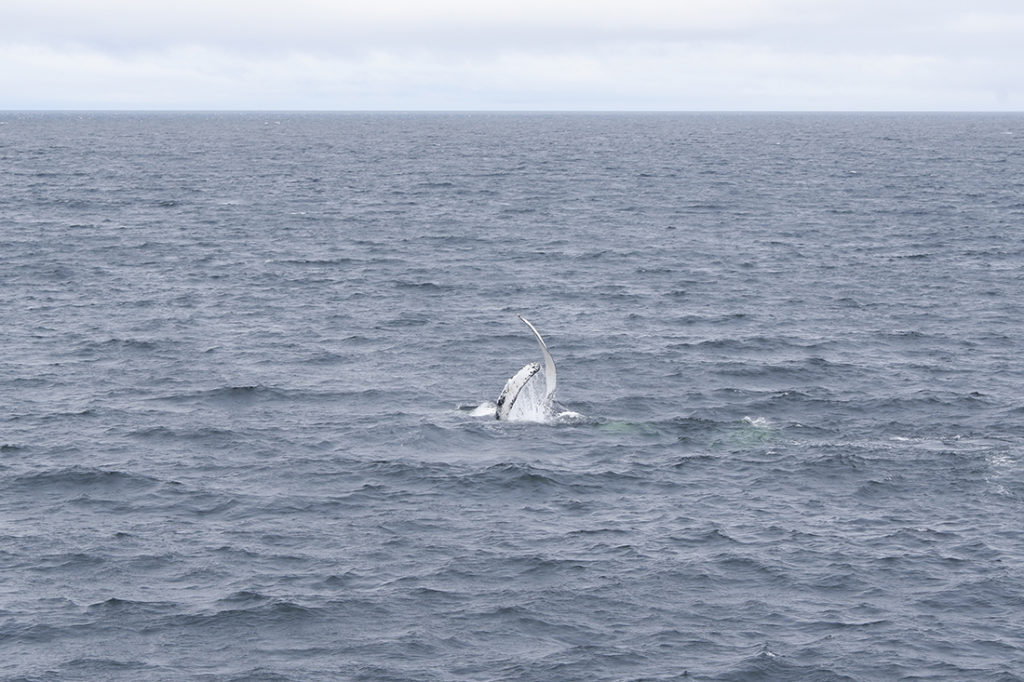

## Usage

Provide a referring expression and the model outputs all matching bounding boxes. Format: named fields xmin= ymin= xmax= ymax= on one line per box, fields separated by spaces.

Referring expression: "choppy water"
xmin=2 ymin=112 xmax=1024 ymax=680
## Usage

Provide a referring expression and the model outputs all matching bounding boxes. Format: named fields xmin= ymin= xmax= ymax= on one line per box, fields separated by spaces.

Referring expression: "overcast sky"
xmin=2 ymin=0 xmax=1022 ymax=110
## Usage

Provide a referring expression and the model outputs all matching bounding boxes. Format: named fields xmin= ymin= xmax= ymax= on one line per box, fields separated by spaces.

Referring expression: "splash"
xmin=468 ymin=402 xmax=497 ymax=417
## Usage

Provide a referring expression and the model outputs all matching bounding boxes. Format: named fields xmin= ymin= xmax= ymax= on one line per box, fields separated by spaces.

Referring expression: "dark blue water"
xmin=2 ymin=112 xmax=1024 ymax=680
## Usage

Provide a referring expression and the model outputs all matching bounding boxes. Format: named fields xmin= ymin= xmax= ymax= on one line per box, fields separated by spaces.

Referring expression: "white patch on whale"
xmin=495 ymin=361 xmax=541 ymax=421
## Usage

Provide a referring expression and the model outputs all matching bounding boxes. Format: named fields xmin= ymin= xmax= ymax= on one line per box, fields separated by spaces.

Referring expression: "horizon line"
xmin=3 ymin=108 xmax=1023 ymax=115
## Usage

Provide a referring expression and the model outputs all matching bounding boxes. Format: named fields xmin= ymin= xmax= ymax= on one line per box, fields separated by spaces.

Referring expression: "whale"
xmin=495 ymin=315 xmax=558 ymax=421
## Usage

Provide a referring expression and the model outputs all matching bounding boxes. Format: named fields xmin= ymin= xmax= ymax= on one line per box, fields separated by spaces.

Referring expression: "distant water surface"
xmin=2 ymin=112 xmax=1024 ymax=680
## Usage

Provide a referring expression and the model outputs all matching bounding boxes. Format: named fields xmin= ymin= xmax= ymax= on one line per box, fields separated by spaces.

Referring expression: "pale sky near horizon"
xmin=2 ymin=0 xmax=1023 ymax=110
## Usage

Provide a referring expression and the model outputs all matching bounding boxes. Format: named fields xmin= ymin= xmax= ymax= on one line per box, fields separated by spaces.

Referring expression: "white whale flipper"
xmin=517 ymin=315 xmax=556 ymax=400
xmin=495 ymin=362 xmax=541 ymax=421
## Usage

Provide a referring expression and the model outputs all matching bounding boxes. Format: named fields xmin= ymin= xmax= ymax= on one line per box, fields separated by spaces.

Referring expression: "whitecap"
xmin=469 ymin=402 xmax=497 ymax=418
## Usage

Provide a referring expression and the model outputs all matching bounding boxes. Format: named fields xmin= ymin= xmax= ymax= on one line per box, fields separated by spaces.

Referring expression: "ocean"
xmin=2 ymin=111 xmax=1023 ymax=680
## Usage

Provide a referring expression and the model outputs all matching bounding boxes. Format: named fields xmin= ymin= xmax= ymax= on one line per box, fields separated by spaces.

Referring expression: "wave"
xmin=4 ymin=467 xmax=162 ymax=496
xmin=716 ymin=644 xmax=859 ymax=681
xmin=149 ymin=383 xmax=364 ymax=407
xmin=86 ymin=597 xmax=178 ymax=615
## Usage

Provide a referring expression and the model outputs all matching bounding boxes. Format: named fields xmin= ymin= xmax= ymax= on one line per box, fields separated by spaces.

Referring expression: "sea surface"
xmin=2 ymin=112 xmax=1024 ymax=680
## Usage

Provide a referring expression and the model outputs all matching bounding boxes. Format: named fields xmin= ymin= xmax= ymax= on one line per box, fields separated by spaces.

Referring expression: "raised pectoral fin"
xmin=518 ymin=315 xmax=556 ymax=399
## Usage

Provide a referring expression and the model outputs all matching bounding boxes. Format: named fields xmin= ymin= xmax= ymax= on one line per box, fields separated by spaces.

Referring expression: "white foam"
xmin=469 ymin=401 xmax=497 ymax=418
